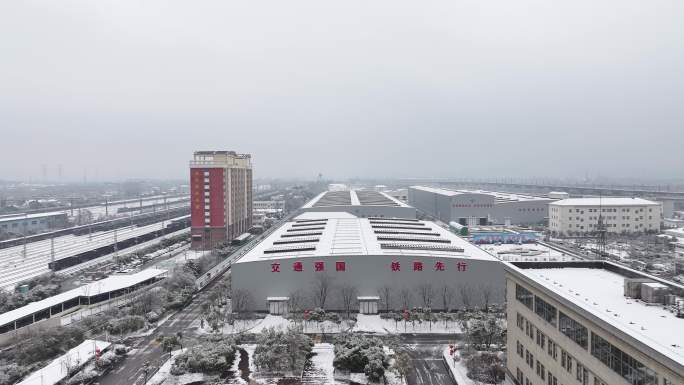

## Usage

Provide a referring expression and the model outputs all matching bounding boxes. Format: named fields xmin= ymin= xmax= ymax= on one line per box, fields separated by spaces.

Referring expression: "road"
xmin=97 ymin=216 xmax=296 ymax=385
xmin=403 ymin=341 xmax=455 ymax=385
xmin=98 ymin=288 xmax=210 ymax=385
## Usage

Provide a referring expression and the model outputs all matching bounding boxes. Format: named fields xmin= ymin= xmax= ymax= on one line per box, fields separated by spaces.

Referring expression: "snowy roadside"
xmin=354 ymin=314 xmax=462 ymax=334
xmin=146 ymin=348 xmax=208 ymax=385
xmin=442 ymin=347 xmax=477 ymax=385
xmin=194 ymin=314 xmax=463 ymax=335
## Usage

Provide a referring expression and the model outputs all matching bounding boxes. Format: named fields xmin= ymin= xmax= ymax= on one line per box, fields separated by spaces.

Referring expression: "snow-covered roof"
xmin=665 ymin=228 xmax=684 ymax=238
xmin=302 ymin=190 xmax=410 ymax=209
xmin=409 ymin=186 xmax=552 ymax=202
xmin=508 ymin=264 xmax=684 ymax=368
xmin=550 ymin=197 xmax=660 ymax=207
xmin=0 ymin=269 xmax=166 ymax=327
xmin=236 ymin=212 xmax=499 ymax=263
xmin=0 ymin=211 xmax=67 ymax=223
xmin=17 ymin=339 xmax=110 ymax=385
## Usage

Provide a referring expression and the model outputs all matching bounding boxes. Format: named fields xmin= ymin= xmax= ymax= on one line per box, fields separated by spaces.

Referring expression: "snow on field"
xmin=18 ymin=340 xmax=110 ymax=385
xmin=479 ymin=243 xmax=580 ymax=262
xmin=303 ymin=343 xmax=335 ymax=385
xmin=242 ymin=344 xmax=257 ymax=372
xmin=248 ymin=315 xmax=291 ymax=333
xmin=353 ymin=314 xmax=462 ymax=334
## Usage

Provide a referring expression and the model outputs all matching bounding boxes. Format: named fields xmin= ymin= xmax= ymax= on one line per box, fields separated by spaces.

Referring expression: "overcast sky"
xmin=1 ymin=0 xmax=682 ymax=182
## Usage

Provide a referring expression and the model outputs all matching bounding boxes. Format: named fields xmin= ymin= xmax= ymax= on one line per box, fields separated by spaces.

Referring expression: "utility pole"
xmin=22 ymin=213 xmax=27 ymax=258
xmin=50 ymin=236 xmax=55 ymax=264
xmin=114 ymin=229 xmax=119 ymax=265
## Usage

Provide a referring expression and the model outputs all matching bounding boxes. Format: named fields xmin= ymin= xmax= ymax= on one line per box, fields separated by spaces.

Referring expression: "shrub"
xmin=333 ymin=333 xmax=389 ymax=381
xmin=171 ymin=337 xmax=236 ymax=375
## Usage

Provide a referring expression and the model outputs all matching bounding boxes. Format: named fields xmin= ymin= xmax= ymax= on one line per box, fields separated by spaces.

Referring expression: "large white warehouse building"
xmin=409 ymin=186 xmax=553 ymax=226
xmin=300 ymin=190 xmax=416 ymax=219
xmin=231 ymin=212 xmax=505 ymax=313
xmin=548 ymin=197 xmax=661 ymax=236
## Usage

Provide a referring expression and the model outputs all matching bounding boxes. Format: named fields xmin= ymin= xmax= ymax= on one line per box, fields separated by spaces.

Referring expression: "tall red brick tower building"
xmin=189 ymin=151 xmax=253 ymax=250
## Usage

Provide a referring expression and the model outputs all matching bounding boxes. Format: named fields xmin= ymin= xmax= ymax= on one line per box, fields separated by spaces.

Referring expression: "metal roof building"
xmin=409 ymin=185 xmax=554 ymax=226
xmin=232 ymin=212 xmax=504 ymax=313
xmin=0 ymin=269 xmax=166 ymax=342
xmin=300 ymin=190 xmax=416 ymax=219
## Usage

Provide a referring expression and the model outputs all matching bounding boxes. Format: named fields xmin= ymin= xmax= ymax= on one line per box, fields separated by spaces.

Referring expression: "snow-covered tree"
xmin=253 ymin=326 xmax=313 ymax=375
xmin=333 ymin=333 xmax=390 ymax=382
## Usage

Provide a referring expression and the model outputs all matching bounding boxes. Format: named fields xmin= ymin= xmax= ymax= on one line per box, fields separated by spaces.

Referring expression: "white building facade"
xmin=506 ymin=261 xmax=684 ymax=385
xmin=232 ymin=212 xmax=505 ymax=313
xmin=409 ymin=186 xmax=553 ymax=226
xmin=549 ymin=198 xmax=661 ymax=236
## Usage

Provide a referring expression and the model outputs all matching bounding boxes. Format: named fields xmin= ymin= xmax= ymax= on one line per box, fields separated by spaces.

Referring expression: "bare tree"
xmin=480 ymin=284 xmax=493 ymax=312
xmin=399 ymin=288 xmax=412 ymax=310
xmin=312 ymin=274 xmax=334 ymax=309
xmin=418 ymin=283 xmax=434 ymax=308
xmin=231 ymin=288 xmax=253 ymax=315
xmin=339 ymin=284 xmax=358 ymax=319
xmin=458 ymin=284 xmax=473 ymax=310
xmin=288 ymin=289 xmax=306 ymax=314
xmin=440 ymin=285 xmax=455 ymax=312
xmin=377 ymin=285 xmax=393 ymax=313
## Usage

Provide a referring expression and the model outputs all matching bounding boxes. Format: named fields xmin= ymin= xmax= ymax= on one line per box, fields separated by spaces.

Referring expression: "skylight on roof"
xmin=373 ymin=230 xmax=441 ymax=236
xmin=264 ymin=245 xmax=317 ymax=254
xmin=371 ymin=225 xmax=433 ymax=231
xmin=379 ymin=243 xmax=465 ymax=252
xmin=287 ymin=227 xmax=325 ymax=232
xmin=281 ymin=232 xmax=323 ymax=237
xmin=376 ymin=236 xmax=451 ymax=243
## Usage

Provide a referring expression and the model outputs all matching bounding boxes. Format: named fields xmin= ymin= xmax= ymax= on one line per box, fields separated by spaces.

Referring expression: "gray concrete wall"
xmin=232 ymin=255 xmax=505 ymax=312
xmin=408 ymin=188 xmax=453 ymax=223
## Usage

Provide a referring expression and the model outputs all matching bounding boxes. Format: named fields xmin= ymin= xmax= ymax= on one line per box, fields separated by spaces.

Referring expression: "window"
xmin=517 ymin=284 xmax=534 ymax=310
xmin=547 ymin=338 xmax=557 ymax=360
xmin=576 ymin=362 xmax=588 ymax=385
xmin=559 ymin=311 xmax=588 ymax=349
xmin=534 ymin=296 xmax=557 ymax=326
xmin=591 ymin=333 xmax=658 ymax=385
xmin=517 ymin=313 xmax=525 ymax=330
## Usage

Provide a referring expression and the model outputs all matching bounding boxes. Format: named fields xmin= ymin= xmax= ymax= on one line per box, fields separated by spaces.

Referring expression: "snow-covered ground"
xmin=578 ymin=241 xmax=630 ymax=260
xmin=18 ymin=340 xmax=111 ymax=385
xmin=353 ymin=314 xmax=462 ymax=334
xmin=195 ymin=315 xmax=356 ymax=335
xmin=479 ymin=243 xmax=580 ymax=262
xmin=195 ymin=314 xmax=464 ymax=335
xmin=303 ymin=343 xmax=335 ymax=385
xmin=442 ymin=347 xmax=476 ymax=385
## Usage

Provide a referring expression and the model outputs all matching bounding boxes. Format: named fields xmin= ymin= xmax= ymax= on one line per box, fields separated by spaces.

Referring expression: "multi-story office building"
xmin=409 ymin=186 xmax=553 ymax=226
xmin=506 ymin=261 xmax=684 ymax=385
xmin=189 ymin=151 xmax=252 ymax=249
xmin=549 ymin=198 xmax=661 ymax=236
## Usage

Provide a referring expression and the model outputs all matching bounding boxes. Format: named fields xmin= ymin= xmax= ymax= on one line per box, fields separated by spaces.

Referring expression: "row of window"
xmin=565 ymin=207 xmax=652 ymax=213
xmin=516 ymin=316 xmax=608 ymax=385
xmin=515 ymin=284 xmax=663 ymax=385
xmin=591 ymin=333 xmax=659 ymax=385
